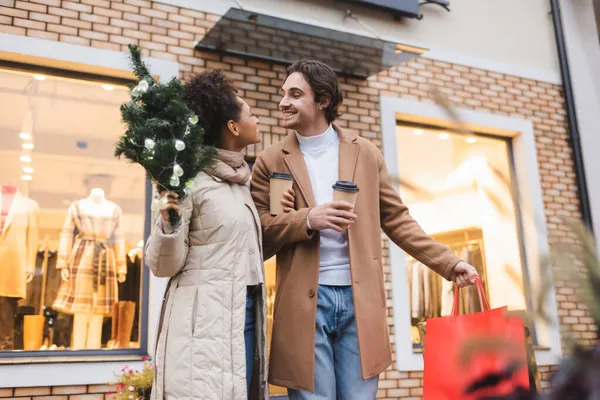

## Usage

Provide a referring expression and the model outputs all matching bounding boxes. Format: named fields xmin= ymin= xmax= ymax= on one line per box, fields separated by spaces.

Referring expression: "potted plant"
xmin=110 ymin=357 xmax=154 ymax=400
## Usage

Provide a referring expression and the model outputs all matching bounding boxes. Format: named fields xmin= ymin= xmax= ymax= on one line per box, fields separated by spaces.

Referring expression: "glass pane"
xmin=395 ymin=125 xmax=527 ymax=348
xmin=0 ymin=67 xmax=145 ymax=353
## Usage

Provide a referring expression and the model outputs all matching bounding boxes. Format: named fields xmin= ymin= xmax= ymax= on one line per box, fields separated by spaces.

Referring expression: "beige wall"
xmin=560 ymin=0 xmax=600 ymax=252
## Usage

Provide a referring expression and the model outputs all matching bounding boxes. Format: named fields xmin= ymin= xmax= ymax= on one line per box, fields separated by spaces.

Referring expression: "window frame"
xmin=0 ymin=33 xmax=178 ymax=388
xmin=380 ymin=96 xmax=563 ymax=371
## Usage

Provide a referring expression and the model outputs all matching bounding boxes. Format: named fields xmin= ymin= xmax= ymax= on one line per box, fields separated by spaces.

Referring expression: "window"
xmin=0 ymin=66 xmax=148 ymax=356
xmin=395 ymin=124 xmax=530 ymax=348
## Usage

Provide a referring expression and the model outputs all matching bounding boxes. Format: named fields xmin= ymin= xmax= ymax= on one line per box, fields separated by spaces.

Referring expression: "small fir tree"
xmin=115 ymin=44 xmax=216 ymax=229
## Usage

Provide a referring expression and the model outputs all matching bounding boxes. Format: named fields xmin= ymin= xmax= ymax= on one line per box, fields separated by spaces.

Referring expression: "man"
xmin=250 ymin=60 xmax=478 ymax=399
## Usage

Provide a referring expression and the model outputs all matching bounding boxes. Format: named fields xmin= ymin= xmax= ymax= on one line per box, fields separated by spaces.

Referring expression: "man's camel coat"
xmin=250 ymin=125 xmax=461 ymax=392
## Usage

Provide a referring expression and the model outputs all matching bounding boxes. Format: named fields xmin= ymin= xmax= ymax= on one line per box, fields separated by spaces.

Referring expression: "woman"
xmin=145 ymin=70 xmax=293 ymax=400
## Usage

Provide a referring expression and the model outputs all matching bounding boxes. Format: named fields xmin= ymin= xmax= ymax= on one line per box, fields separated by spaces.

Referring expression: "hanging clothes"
xmin=22 ymin=250 xmax=60 ymax=313
xmin=53 ymin=200 xmax=126 ymax=316
xmin=118 ymin=251 xmax=141 ymax=342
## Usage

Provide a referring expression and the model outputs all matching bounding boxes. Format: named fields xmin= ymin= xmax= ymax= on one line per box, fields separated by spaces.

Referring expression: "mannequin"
xmin=0 ymin=184 xmax=39 ymax=350
xmin=53 ymin=188 xmax=126 ymax=350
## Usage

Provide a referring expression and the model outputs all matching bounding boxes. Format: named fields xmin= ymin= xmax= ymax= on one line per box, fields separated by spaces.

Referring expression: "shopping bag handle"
xmin=451 ymin=276 xmax=490 ymax=316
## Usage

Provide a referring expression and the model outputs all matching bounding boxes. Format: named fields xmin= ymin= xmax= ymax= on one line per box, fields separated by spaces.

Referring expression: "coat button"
xmin=308 ymin=289 xmax=315 ymax=298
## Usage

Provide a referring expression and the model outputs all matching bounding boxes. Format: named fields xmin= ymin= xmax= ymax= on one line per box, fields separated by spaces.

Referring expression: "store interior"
xmin=394 ymin=125 xmax=528 ymax=347
xmin=0 ymin=67 xmax=146 ymax=353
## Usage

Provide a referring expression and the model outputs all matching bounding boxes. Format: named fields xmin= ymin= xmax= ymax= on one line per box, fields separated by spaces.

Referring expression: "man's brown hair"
xmin=286 ymin=59 xmax=343 ymax=123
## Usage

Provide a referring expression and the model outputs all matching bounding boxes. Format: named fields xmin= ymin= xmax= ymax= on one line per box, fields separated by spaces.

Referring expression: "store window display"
xmin=394 ymin=125 xmax=528 ymax=348
xmin=0 ymin=67 xmax=146 ymax=356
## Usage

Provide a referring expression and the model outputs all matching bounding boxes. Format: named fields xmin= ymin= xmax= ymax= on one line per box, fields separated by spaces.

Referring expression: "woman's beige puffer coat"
xmin=145 ymin=172 xmax=269 ymax=400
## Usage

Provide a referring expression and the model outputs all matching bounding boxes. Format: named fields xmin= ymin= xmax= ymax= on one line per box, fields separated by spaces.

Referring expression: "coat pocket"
xmin=374 ymin=258 xmax=386 ymax=308
xmin=191 ymin=287 xmax=199 ymax=336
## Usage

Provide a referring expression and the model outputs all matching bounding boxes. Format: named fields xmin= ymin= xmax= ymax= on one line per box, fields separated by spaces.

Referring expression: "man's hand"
xmin=307 ymin=201 xmax=357 ymax=233
xmin=453 ymin=261 xmax=479 ymax=287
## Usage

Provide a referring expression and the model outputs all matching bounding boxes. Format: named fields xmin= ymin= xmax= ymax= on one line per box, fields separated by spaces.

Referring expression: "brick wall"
xmin=0 ymin=0 xmax=595 ymax=399
xmin=0 ymin=385 xmax=114 ymax=400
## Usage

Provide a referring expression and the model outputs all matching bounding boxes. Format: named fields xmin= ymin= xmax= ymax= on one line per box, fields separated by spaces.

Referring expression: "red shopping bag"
xmin=423 ymin=277 xmax=530 ymax=400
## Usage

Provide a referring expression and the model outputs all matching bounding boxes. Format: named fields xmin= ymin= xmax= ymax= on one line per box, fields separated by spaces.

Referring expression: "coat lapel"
xmin=1 ymin=190 xmax=22 ymax=241
xmin=334 ymin=124 xmax=360 ymax=183
xmin=282 ymin=133 xmax=316 ymax=207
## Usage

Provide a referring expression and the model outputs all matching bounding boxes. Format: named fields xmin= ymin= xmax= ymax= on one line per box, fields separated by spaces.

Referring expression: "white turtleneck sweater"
xmin=297 ymin=125 xmax=351 ymax=286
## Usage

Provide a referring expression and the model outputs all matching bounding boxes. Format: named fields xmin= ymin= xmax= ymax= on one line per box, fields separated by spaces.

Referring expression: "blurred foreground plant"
xmin=413 ymin=87 xmax=600 ymax=399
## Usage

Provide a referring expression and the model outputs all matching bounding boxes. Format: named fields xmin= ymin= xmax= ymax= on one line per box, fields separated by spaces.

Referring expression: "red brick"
xmin=80 ymin=30 xmax=108 ymax=41
xmin=0 ymin=0 xmax=13 ymax=6
xmin=111 ymin=18 xmax=137 ymax=29
xmin=0 ymin=23 xmax=24 ymax=34
xmin=28 ymin=11 xmax=60 ymax=23
xmin=149 ymin=49 xmax=177 ymax=61
xmin=123 ymin=12 xmax=150 ymax=24
xmin=111 ymin=2 xmax=138 ymax=13
xmin=81 ymin=0 xmax=109 ymax=6
xmin=34 ymin=396 xmax=68 ymax=400
xmin=15 ymin=0 xmax=46 ymax=12
xmin=14 ymin=388 xmax=51 ymax=397
xmin=80 ymin=13 xmax=109 ymax=24
xmin=109 ymin=34 xmax=135 ymax=45
xmin=0 ymin=14 xmax=11 ymax=24
xmin=93 ymin=23 xmax=121 ymax=35
xmin=62 ymin=17 xmax=91 ymax=29
xmin=13 ymin=18 xmax=45 ymax=30
xmin=62 ymin=0 xmax=91 ymax=13
xmin=125 ymin=0 xmax=151 ymax=7
xmin=122 ymin=28 xmax=150 ymax=40
xmin=30 ymin=0 xmax=59 ymax=5
xmin=139 ymin=23 xmax=166 ymax=34
xmin=152 ymin=2 xmax=178 ymax=13
xmin=0 ymin=5 xmax=27 ymax=18
xmin=139 ymin=40 xmax=166 ymax=51
xmin=179 ymin=8 xmax=205 ymax=19
xmin=70 ymin=395 xmax=103 ymax=400
xmin=152 ymin=33 xmax=178 ymax=45
xmin=167 ymin=44 xmax=193 ymax=56
xmin=94 ymin=6 xmax=121 ymax=18
xmin=153 ymin=17 xmax=178 ymax=29
xmin=91 ymin=39 xmax=120 ymax=51
xmin=168 ymin=13 xmax=194 ymax=24
xmin=27 ymin=28 xmax=58 ymax=40
xmin=167 ymin=29 xmax=193 ymax=40
xmin=0 ymin=388 xmax=13 ymax=397
xmin=179 ymin=23 xmax=206 ymax=34
xmin=60 ymin=34 xmax=90 ymax=46
xmin=47 ymin=23 xmax=77 ymax=35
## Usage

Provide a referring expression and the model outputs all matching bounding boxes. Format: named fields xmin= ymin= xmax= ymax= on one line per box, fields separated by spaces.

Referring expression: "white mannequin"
xmin=61 ymin=188 xmax=126 ymax=349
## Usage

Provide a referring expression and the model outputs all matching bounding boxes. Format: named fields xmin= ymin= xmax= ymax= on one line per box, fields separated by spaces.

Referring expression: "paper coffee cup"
xmin=270 ymin=172 xmax=294 ymax=215
xmin=332 ymin=180 xmax=359 ymax=206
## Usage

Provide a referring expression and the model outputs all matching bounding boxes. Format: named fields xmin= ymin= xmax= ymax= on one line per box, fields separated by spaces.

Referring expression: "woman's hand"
xmin=159 ymin=191 xmax=181 ymax=222
xmin=282 ymin=188 xmax=295 ymax=213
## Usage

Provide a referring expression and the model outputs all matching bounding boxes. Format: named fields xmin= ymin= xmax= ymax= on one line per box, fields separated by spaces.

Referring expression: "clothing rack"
xmin=405 ymin=227 xmax=490 ymax=322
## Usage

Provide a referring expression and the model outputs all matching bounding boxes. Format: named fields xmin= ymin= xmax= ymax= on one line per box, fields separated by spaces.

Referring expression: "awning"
xmin=194 ymin=8 xmax=428 ymax=79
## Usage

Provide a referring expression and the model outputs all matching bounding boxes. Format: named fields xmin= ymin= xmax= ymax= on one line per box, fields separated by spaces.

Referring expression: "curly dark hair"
xmin=286 ymin=59 xmax=343 ymax=123
xmin=183 ymin=70 xmax=242 ymax=147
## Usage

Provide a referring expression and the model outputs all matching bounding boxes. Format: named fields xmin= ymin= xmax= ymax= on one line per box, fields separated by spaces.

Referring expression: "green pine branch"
xmin=115 ymin=44 xmax=217 ymax=228
xmin=127 ymin=43 xmax=151 ymax=81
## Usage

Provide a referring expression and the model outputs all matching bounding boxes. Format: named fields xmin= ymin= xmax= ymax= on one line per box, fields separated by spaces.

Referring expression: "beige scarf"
xmin=206 ymin=149 xmax=250 ymax=184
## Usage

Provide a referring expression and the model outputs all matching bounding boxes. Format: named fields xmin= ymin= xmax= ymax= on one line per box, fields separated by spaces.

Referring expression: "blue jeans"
xmin=288 ymin=285 xmax=379 ymax=400
xmin=245 ymin=286 xmax=256 ymax=394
